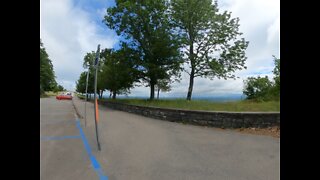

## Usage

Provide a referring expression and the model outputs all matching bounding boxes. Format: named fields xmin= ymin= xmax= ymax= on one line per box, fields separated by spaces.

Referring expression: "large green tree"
xmin=40 ymin=39 xmax=57 ymax=94
xmin=171 ymin=0 xmax=249 ymax=100
xmin=100 ymin=46 xmax=139 ymax=99
xmin=76 ymin=72 xmax=88 ymax=94
xmin=76 ymin=70 xmax=95 ymax=99
xmin=104 ymin=0 xmax=182 ymax=99
xmin=75 ymin=51 xmax=101 ymax=99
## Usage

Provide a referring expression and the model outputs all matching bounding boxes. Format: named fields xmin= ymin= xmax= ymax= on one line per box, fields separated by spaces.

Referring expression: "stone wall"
xmin=98 ymin=100 xmax=280 ymax=128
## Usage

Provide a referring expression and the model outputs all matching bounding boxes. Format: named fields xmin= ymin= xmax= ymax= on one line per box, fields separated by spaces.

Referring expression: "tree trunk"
xmin=186 ymin=69 xmax=194 ymax=100
xmin=112 ymin=91 xmax=116 ymax=99
xmin=99 ymin=90 xmax=103 ymax=99
xmin=157 ymin=88 xmax=160 ymax=99
xmin=150 ymin=83 xmax=155 ymax=100
xmin=187 ymin=41 xmax=195 ymax=101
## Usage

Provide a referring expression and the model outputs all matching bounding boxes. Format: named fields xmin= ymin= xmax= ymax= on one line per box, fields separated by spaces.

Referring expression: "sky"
xmin=40 ymin=0 xmax=279 ymax=98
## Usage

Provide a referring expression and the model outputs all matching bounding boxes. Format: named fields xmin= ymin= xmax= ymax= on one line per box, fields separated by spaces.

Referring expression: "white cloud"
xmin=40 ymin=0 xmax=118 ymax=91
xmin=267 ymin=17 xmax=280 ymax=45
xmin=97 ymin=8 xmax=107 ymax=20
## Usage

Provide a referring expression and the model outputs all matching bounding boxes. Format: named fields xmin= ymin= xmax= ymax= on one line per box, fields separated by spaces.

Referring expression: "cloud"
xmin=97 ymin=7 xmax=107 ymax=20
xmin=40 ymin=0 xmax=118 ymax=90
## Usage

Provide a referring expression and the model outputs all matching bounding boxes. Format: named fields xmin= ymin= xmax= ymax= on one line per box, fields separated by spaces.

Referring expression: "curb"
xmin=72 ymin=99 xmax=83 ymax=119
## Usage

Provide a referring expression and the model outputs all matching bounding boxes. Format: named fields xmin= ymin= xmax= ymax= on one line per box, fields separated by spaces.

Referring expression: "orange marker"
xmin=95 ymin=99 xmax=99 ymax=123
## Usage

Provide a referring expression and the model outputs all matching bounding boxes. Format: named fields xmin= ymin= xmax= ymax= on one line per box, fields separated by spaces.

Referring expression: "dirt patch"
xmin=235 ymin=126 xmax=280 ymax=138
xmin=184 ymin=123 xmax=280 ymax=138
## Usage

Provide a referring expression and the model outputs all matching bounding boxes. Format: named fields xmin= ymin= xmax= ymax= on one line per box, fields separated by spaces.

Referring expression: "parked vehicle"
xmin=56 ymin=92 xmax=72 ymax=100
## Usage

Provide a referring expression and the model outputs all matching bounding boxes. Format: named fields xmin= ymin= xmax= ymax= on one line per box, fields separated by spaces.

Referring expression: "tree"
xmin=97 ymin=48 xmax=113 ymax=99
xmin=83 ymin=51 xmax=97 ymax=69
xmin=156 ymin=78 xmax=172 ymax=99
xmin=104 ymin=0 xmax=182 ymax=100
xmin=243 ymin=56 xmax=280 ymax=101
xmin=99 ymin=46 xmax=139 ymax=99
xmin=77 ymin=50 xmax=107 ymax=99
xmin=57 ymin=85 xmax=65 ymax=91
xmin=76 ymin=72 xmax=87 ymax=94
xmin=81 ymin=51 xmax=100 ymax=98
xmin=243 ymin=76 xmax=273 ymax=101
xmin=272 ymin=56 xmax=280 ymax=97
xmin=53 ymin=84 xmax=65 ymax=93
xmin=40 ymin=39 xmax=57 ymax=93
xmin=171 ymin=0 xmax=249 ymax=100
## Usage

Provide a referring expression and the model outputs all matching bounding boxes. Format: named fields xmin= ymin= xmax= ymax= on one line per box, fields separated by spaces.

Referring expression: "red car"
xmin=56 ymin=92 xmax=73 ymax=100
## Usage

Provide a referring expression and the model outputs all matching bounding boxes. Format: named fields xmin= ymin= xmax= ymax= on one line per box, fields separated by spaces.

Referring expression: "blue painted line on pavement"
xmin=40 ymin=136 xmax=81 ymax=141
xmin=90 ymin=156 xmax=101 ymax=169
xmin=76 ymin=119 xmax=108 ymax=180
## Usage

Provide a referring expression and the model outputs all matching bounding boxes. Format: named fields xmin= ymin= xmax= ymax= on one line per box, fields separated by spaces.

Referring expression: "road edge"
xmin=72 ymin=99 xmax=83 ymax=119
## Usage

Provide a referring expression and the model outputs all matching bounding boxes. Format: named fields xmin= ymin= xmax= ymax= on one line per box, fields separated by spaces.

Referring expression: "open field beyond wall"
xmin=99 ymin=98 xmax=280 ymax=112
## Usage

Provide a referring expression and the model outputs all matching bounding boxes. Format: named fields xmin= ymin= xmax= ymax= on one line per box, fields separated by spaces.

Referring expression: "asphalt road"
xmin=40 ymin=96 xmax=279 ymax=180
xmin=40 ymin=97 xmax=102 ymax=180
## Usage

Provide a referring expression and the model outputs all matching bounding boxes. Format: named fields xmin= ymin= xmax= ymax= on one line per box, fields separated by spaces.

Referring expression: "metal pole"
xmin=94 ymin=44 xmax=101 ymax=151
xmin=84 ymin=68 xmax=90 ymax=127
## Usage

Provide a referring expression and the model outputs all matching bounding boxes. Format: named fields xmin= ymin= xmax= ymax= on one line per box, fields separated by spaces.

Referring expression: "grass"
xmin=101 ymin=98 xmax=280 ymax=112
xmin=40 ymin=91 xmax=64 ymax=98
xmin=40 ymin=91 xmax=56 ymax=98
xmin=45 ymin=91 xmax=59 ymax=96
xmin=40 ymin=94 xmax=48 ymax=98
xmin=77 ymin=94 xmax=86 ymax=99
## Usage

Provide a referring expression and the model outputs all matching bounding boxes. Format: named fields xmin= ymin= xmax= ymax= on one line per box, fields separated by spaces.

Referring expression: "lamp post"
xmin=84 ymin=66 xmax=90 ymax=127
xmin=94 ymin=44 xmax=101 ymax=151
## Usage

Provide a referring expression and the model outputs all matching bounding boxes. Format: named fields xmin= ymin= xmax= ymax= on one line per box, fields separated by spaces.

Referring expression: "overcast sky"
xmin=40 ymin=0 xmax=279 ymax=98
